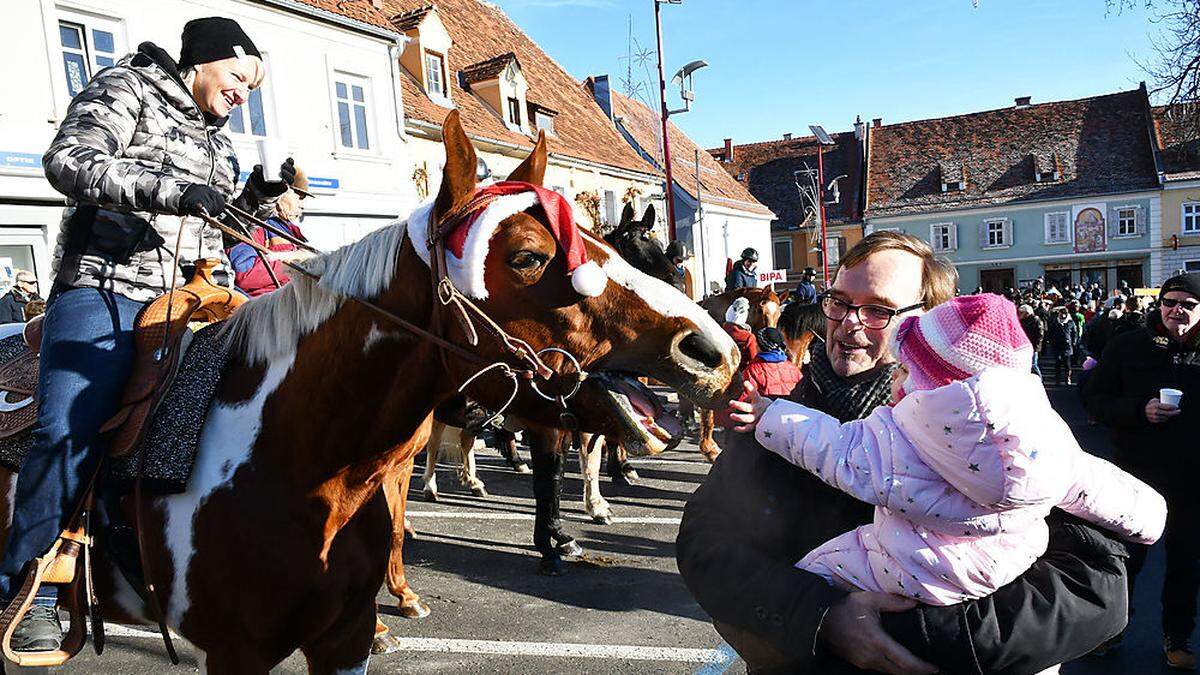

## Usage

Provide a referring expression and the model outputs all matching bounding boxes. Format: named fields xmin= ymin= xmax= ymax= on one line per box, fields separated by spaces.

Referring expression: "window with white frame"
xmin=57 ymin=13 xmax=122 ymax=98
xmin=603 ymin=190 xmax=617 ymax=226
xmin=1186 ymin=260 xmax=1200 ymax=273
xmin=424 ymin=51 xmax=446 ymax=98
xmin=773 ymin=239 xmax=793 ymax=270
xmin=227 ymin=79 xmax=269 ymax=137
xmin=1116 ymin=207 xmax=1138 ymax=236
xmin=1045 ymin=211 xmax=1070 ymax=244
xmin=825 ymin=237 xmax=842 ymax=268
xmin=1184 ymin=202 xmax=1200 ymax=234
xmin=333 ymin=74 xmax=371 ymax=151
xmin=984 ymin=219 xmax=1010 ymax=248
xmin=929 ymin=223 xmax=956 ymax=252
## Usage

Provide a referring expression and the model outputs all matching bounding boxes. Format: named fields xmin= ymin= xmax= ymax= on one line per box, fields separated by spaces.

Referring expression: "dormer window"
xmin=506 ymin=97 xmax=522 ymax=126
xmin=939 ymin=160 xmax=966 ymax=193
xmin=528 ymin=102 xmax=558 ymax=135
xmin=462 ymin=52 xmax=529 ymax=132
xmin=1032 ymin=151 xmax=1061 ymax=183
xmin=424 ymin=51 xmax=446 ymax=97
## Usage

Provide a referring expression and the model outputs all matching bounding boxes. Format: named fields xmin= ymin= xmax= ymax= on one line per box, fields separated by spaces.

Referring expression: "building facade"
xmin=865 ymin=87 xmax=1163 ymax=294
xmin=590 ymin=79 xmax=775 ymax=298
xmin=386 ymin=0 xmax=662 ymax=252
xmin=1155 ymin=105 xmax=1200 ymax=278
xmin=1 ymin=0 xmax=417 ymax=294
xmin=709 ymin=123 xmax=867 ymax=289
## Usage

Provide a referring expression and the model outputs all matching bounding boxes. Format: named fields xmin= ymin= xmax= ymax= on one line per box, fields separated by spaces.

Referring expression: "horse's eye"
xmin=508 ymin=251 xmax=546 ymax=271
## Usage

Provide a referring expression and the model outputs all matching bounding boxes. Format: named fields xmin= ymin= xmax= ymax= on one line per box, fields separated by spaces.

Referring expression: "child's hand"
xmin=728 ymin=380 xmax=773 ymax=433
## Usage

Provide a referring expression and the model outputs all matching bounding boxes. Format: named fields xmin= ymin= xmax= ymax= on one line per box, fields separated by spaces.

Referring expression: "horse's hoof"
xmin=539 ymin=557 xmax=566 ymax=576
xmin=701 ymin=450 xmax=720 ymax=464
xmin=422 ymin=489 xmax=439 ymax=503
xmin=513 ymin=463 xmax=532 ymax=475
xmin=611 ymin=471 xmax=634 ymax=487
xmin=470 ymin=486 xmax=489 ymax=497
xmin=372 ymin=631 xmax=403 ymax=655
xmin=398 ymin=599 xmax=432 ymax=619
xmin=621 ymin=468 xmax=640 ymax=484
xmin=556 ymin=539 xmax=584 ymax=557
xmin=591 ymin=513 xmax=613 ymax=525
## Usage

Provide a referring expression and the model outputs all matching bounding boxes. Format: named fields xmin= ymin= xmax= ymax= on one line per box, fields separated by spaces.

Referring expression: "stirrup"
xmin=0 ymin=528 xmax=90 ymax=666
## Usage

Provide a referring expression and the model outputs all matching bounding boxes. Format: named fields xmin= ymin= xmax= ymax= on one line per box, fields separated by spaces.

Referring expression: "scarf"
xmin=799 ymin=337 xmax=898 ymax=422
xmin=758 ymin=350 xmax=787 ymax=363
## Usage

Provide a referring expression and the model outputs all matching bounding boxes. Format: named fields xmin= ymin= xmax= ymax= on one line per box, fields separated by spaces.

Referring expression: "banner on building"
xmin=1072 ymin=203 xmax=1107 ymax=254
xmin=757 ymin=269 xmax=789 ymax=286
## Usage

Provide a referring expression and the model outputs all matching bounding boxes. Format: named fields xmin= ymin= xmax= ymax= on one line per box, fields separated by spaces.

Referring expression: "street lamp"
xmin=654 ymin=0 xmax=706 ymax=241
xmin=809 ymin=124 xmax=835 ymax=288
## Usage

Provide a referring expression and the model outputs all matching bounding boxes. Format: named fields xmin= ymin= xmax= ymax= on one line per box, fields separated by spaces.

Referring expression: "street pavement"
xmin=37 ymin=384 xmax=1198 ymax=673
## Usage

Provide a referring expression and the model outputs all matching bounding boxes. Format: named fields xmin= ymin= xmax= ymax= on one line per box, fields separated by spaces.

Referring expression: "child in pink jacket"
xmin=750 ymin=294 xmax=1167 ymax=606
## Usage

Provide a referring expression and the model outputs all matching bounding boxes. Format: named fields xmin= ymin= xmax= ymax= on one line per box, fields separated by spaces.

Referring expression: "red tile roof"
xmin=707 ymin=132 xmax=865 ymax=230
xmin=867 ymin=87 xmax=1160 ymax=218
xmin=291 ymin=0 xmax=399 ymax=32
xmin=604 ymin=88 xmax=771 ymax=216
xmin=383 ymin=0 xmax=659 ymax=176
xmin=1154 ymin=104 xmax=1200 ymax=181
xmin=462 ymin=52 xmax=518 ymax=85
xmin=390 ymin=3 xmax=434 ymax=30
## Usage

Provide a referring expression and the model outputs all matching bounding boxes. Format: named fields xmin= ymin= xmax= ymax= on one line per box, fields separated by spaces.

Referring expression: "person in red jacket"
xmin=228 ymin=163 xmax=314 ymax=297
xmin=742 ymin=327 xmax=802 ymax=397
xmin=723 ymin=296 xmax=758 ymax=368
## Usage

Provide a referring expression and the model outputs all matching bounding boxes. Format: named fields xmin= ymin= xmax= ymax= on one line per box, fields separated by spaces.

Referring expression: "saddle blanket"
xmin=0 ymin=323 xmax=230 ymax=494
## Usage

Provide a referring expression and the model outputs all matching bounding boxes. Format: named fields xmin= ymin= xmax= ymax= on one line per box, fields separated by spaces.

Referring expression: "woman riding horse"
xmin=0 ymin=17 xmax=286 ymax=651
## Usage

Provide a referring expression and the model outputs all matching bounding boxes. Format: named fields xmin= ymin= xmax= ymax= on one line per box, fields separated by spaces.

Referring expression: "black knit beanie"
xmin=1161 ymin=272 xmax=1200 ymax=301
xmin=177 ymin=17 xmax=261 ymax=71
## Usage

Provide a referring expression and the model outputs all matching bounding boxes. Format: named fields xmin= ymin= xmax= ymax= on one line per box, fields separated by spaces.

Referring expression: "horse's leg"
xmin=457 ymin=431 xmax=488 ymax=497
xmin=198 ymin=645 xmax=273 ymax=675
xmin=421 ymin=421 xmax=446 ymax=502
xmin=301 ymin=598 xmax=378 ymax=675
xmin=382 ymin=457 xmax=431 ymax=622
xmin=699 ymin=409 xmax=720 ymax=462
xmin=617 ymin=443 xmax=638 ymax=483
xmin=578 ymin=434 xmax=613 ymax=524
xmin=496 ymin=428 xmax=531 ymax=474
xmin=607 ymin=440 xmax=639 ymax=486
xmin=530 ymin=431 xmax=579 ymax=575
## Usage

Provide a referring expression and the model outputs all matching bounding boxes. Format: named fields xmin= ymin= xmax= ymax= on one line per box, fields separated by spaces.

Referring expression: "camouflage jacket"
xmin=43 ymin=42 xmax=236 ymax=303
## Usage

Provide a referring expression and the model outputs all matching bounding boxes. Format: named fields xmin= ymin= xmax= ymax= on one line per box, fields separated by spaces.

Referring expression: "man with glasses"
xmin=0 ymin=271 xmax=40 ymax=324
xmin=1084 ymin=272 xmax=1200 ymax=669
xmin=678 ymin=231 xmax=1133 ymax=674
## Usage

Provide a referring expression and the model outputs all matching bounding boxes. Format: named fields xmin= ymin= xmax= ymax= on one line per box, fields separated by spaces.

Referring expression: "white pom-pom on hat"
xmin=571 ymin=260 xmax=608 ymax=297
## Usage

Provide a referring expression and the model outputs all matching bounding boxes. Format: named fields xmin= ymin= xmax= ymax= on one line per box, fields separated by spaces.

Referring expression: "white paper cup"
xmin=1160 ymin=388 xmax=1183 ymax=407
xmin=256 ymin=139 xmax=286 ymax=181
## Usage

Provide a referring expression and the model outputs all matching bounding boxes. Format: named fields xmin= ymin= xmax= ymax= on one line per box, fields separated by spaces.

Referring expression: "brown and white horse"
xmin=0 ymin=111 xmax=737 ymax=673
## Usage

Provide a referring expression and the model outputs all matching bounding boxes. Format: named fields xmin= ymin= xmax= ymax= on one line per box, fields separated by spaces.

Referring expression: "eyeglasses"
xmin=1162 ymin=298 xmax=1199 ymax=312
xmin=819 ymin=293 xmax=924 ymax=329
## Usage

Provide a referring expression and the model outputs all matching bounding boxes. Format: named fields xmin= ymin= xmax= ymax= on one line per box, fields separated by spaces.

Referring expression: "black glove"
xmin=248 ymin=164 xmax=290 ymax=199
xmin=280 ymin=157 xmax=297 ymax=186
xmin=179 ymin=184 xmax=225 ymax=217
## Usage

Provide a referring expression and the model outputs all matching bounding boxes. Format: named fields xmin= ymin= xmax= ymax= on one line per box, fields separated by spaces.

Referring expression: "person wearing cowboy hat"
xmin=2 ymin=17 xmax=289 ymax=652
xmin=228 ymin=160 xmax=317 ymax=297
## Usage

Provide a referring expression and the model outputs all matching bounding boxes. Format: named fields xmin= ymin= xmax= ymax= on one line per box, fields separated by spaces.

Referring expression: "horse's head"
xmin=429 ymin=112 xmax=736 ymax=454
xmin=603 ymin=203 xmax=676 ymax=285
xmin=738 ymin=288 xmax=784 ymax=331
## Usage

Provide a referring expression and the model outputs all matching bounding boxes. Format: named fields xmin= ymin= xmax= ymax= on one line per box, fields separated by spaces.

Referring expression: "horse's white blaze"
xmin=160 ymin=352 xmax=297 ymax=627
xmin=598 ymin=253 xmax=735 ymax=359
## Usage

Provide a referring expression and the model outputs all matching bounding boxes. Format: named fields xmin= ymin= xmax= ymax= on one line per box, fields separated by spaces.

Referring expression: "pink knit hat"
xmin=893 ymin=294 xmax=1033 ymax=395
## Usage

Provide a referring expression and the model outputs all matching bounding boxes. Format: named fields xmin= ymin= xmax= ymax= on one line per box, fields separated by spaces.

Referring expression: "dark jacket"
xmin=726 ymin=263 xmax=757 ymax=291
xmin=1083 ymin=311 xmax=1200 ymax=489
xmin=1082 ymin=313 xmax=1119 ymax=357
xmin=1019 ymin=315 xmax=1044 ymax=353
xmin=794 ymin=280 xmax=818 ymax=305
xmin=1046 ymin=316 xmax=1077 ymax=355
xmin=0 ymin=291 xmax=31 ymax=324
xmin=678 ymin=350 xmax=1130 ymax=674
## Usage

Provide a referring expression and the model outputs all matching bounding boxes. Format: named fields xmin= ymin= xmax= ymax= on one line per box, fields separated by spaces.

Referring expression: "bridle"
xmin=198 ymin=191 xmax=590 ymax=428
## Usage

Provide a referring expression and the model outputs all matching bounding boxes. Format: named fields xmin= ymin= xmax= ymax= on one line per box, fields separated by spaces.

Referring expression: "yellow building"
xmin=1155 ymin=106 xmax=1200 ymax=279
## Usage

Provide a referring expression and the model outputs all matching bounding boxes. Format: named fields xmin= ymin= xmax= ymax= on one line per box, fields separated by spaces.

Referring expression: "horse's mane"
xmin=779 ymin=301 xmax=826 ymax=343
xmin=221 ymin=216 xmax=412 ymax=364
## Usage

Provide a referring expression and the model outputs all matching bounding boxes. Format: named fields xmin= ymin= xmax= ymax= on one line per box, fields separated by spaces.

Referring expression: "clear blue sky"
xmin=492 ymin=0 xmax=1163 ymax=149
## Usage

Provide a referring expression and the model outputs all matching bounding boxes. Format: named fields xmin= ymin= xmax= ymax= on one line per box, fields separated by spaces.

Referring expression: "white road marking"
xmin=405 ymin=511 xmax=681 ymax=525
xmin=693 ymin=642 xmax=740 ymax=675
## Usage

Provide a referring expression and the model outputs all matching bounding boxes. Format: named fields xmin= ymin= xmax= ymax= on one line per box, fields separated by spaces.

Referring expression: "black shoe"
xmin=10 ymin=604 xmax=63 ymax=652
xmin=1165 ymin=635 xmax=1197 ymax=670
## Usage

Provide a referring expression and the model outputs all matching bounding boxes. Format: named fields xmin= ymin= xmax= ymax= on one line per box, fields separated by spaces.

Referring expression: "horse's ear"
xmin=619 ymin=202 xmax=635 ymax=228
xmin=435 ymin=110 xmax=478 ymax=221
xmin=640 ymin=203 xmax=656 ymax=229
xmin=778 ymin=290 xmax=790 ymax=304
xmin=506 ymin=130 xmax=548 ymax=185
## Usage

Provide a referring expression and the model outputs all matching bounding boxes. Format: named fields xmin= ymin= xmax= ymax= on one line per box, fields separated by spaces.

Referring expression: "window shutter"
xmin=1136 ymin=205 xmax=1147 ymax=234
xmin=949 ymin=223 xmax=958 ymax=251
xmin=978 ymin=221 xmax=988 ymax=247
xmin=1003 ymin=219 xmax=1013 ymax=247
xmin=1107 ymin=208 xmax=1118 ymax=238
xmin=929 ymin=224 xmax=940 ymax=251
xmin=1044 ymin=214 xmax=1052 ymax=243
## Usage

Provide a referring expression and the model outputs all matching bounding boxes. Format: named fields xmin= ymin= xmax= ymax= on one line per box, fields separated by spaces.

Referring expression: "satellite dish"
xmin=809 ymin=125 xmax=834 ymax=145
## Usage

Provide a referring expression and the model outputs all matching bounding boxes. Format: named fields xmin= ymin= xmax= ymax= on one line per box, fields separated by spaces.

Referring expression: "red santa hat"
xmin=410 ymin=181 xmax=607 ymax=300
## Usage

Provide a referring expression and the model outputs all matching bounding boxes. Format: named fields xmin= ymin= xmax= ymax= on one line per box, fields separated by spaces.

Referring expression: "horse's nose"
xmin=677 ymin=331 xmax=724 ymax=369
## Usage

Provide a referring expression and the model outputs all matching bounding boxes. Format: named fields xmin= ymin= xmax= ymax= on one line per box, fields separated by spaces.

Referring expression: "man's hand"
xmin=819 ymin=592 xmax=938 ymax=675
xmin=728 ymin=380 xmax=773 ymax=432
xmin=1145 ymin=398 xmax=1181 ymax=424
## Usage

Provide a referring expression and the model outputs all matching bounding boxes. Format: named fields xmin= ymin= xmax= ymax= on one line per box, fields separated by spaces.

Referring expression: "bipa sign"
xmin=757 ymin=269 xmax=788 ymax=286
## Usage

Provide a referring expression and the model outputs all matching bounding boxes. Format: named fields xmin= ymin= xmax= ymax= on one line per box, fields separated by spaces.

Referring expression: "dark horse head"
xmin=603 ymin=203 xmax=677 ymax=285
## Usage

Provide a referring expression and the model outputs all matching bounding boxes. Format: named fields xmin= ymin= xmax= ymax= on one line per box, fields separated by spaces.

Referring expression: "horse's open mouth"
xmin=590 ymin=372 xmax=683 ymax=456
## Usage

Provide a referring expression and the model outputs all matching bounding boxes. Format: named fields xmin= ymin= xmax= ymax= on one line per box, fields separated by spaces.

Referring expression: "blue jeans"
xmin=0 ymin=287 xmax=142 ymax=604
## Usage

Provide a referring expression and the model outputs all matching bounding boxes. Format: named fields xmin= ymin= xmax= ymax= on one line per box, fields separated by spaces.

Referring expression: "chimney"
xmin=723 ymin=138 xmax=733 ymax=163
xmin=1014 ymin=96 xmax=1032 ymax=108
xmin=872 ymin=118 xmax=882 ymax=128
xmin=590 ymin=75 xmax=614 ymax=120
xmin=854 ymin=115 xmax=865 ymax=141
xmin=782 ymin=133 xmax=792 ymax=141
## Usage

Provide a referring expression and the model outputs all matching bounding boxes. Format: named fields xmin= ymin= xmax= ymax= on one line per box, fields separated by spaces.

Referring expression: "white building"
xmin=0 ymin=0 xmax=415 ymax=294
